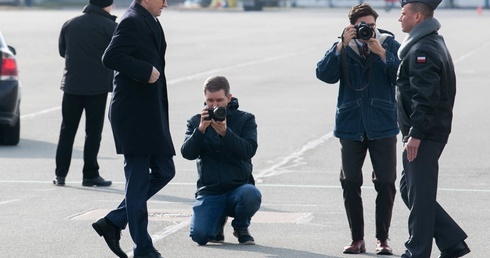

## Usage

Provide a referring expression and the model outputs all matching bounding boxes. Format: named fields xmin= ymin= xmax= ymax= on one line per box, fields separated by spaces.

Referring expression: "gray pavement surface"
xmin=0 ymin=5 xmax=489 ymax=258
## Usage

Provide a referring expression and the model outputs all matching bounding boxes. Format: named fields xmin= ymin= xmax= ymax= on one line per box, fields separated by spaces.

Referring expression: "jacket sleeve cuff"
xmin=408 ymin=127 xmax=424 ymax=140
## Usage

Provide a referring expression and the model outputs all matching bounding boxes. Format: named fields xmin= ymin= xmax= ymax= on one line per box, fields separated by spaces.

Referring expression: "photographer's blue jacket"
xmin=316 ymin=30 xmax=400 ymax=141
xmin=181 ymin=97 xmax=258 ymax=197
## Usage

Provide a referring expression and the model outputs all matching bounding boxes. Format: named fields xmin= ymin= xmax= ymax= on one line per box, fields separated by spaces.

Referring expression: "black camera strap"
xmin=340 ymin=42 xmax=374 ymax=92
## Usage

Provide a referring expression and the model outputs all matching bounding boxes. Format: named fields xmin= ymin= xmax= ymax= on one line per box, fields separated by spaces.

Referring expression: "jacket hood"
xmin=223 ymin=97 xmax=239 ymax=118
xmin=227 ymin=97 xmax=239 ymax=110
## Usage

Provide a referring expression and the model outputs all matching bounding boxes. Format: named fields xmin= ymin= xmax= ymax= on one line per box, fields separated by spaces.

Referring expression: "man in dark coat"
xmin=53 ymin=0 xmax=116 ymax=187
xmin=91 ymin=0 xmax=175 ymax=257
xmin=397 ymin=0 xmax=470 ymax=257
xmin=181 ymin=76 xmax=261 ymax=246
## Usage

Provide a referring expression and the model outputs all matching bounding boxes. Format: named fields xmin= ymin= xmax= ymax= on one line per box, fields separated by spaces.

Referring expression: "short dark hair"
xmin=348 ymin=3 xmax=379 ymax=25
xmin=408 ymin=2 xmax=434 ymax=18
xmin=204 ymin=75 xmax=230 ymax=96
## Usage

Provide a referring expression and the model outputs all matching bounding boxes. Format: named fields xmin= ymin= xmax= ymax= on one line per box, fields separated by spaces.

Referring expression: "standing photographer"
xmin=316 ymin=3 xmax=400 ymax=255
xmin=181 ymin=76 xmax=261 ymax=246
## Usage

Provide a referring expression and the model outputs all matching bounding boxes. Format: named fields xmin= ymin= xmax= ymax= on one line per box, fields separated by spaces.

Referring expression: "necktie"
xmin=361 ymin=43 xmax=369 ymax=60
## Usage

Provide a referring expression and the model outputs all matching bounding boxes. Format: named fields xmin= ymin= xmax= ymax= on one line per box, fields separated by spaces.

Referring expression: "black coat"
xmin=102 ymin=1 xmax=175 ymax=155
xmin=59 ymin=4 xmax=117 ymax=95
xmin=181 ymin=98 xmax=258 ymax=197
xmin=396 ymin=18 xmax=456 ymax=144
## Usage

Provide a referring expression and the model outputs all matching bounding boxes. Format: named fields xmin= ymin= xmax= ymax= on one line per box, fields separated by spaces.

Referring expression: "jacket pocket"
xmin=370 ymin=99 xmax=397 ymax=132
xmin=335 ymin=100 xmax=361 ymax=134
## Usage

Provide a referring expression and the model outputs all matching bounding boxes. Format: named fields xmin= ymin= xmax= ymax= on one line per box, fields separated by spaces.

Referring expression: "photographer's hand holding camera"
xmin=199 ymin=105 xmax=228 ymax=136
xmin=316 ymin=3 xmax=401 ymax=256
xmin=337 ymin=21 xmax=386 ymax=61
xmin=182 ymin=76 xmax=261 ymax=246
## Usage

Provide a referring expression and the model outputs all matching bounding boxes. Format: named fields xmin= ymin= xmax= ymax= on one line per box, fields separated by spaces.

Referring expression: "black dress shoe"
xmin=92 ymin=217 xmax=127 ymax=258
xmin=82 ymin=176 xmax=112 ymax=187
xmin=134 ymin=250 xmax=163 ymax=258
xmin=439 ymin=241 xmax=470 ymax=258
xmin=52 ymin=176 xmax=65 ymax=186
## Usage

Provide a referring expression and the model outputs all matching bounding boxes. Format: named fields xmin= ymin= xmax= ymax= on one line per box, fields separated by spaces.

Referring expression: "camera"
xmin=205 ymin=106 xmax=227 ymax=122
xmin=354 ymin=22 xmax=374 ymax=40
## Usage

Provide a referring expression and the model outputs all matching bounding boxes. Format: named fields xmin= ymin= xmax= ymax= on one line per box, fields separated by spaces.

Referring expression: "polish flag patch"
xmin=416 ymin=56 xmax=426 ymax=63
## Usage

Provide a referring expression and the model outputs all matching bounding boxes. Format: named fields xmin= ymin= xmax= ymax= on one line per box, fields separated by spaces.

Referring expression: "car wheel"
xmin=1 ymin=114 xmax=20 ymax=146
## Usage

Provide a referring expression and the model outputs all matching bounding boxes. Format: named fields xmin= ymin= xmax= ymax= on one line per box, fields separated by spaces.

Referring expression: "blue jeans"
xmin=190 ymin=184 xmax=262 ymax=245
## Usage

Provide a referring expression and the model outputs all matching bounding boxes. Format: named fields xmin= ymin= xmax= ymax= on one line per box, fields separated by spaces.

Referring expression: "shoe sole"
xmin=376 ymin=251 xmax=394 ymax=255
xmin=83 ymin=182 xmax=112 ymax=187
xmin=239 ymin=240 xmax=255 ymax=245
xmin=343 ymin=248 xmax=366 ymax=254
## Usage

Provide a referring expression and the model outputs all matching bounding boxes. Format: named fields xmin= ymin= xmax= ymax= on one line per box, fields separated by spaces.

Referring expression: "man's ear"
xmin=414 ymin=12 xmax=423 ymax=23
xmin=227 ymin=93 xmax=233 ymax=101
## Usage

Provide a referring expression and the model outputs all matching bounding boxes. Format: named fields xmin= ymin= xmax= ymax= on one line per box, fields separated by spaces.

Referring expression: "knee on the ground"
xmin=190 ymin=230 xmax=212 ymax=246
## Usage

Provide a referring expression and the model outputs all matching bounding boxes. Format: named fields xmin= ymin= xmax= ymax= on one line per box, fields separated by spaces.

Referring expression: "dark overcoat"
xmin=102 ymin=1 xmax=175 ymax=155
xmin=59 ymin=4 xmax=117 ymax=95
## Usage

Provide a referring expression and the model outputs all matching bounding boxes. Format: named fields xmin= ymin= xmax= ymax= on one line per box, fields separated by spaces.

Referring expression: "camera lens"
xmin=358 ymin=27 xmax=373 ymax=40
xmin=213 ymin=106 xmax=227 ymax=121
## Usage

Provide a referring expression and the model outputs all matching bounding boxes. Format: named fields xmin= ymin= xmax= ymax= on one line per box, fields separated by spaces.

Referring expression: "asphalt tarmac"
xmin=0 ymin=5 xmax=489 ymax=258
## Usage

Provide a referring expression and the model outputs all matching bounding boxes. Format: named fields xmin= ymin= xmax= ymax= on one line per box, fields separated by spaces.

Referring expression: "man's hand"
xmin=198 ymin=107 xmax=211 ymax=133
xmin=337 ymin=25 xmax=356 ymax=53
xmin=211 ymin=119 xmax=227 ymax=137
xmin=366 ymin=38 xmax=386 ymax=60
xmin=148 ymin=66 xmax=160 ymax=84
xmin=405 ymin=137 xmax=421 ymax=162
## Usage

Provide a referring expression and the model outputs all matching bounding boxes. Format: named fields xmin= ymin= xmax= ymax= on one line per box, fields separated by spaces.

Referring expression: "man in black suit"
xmin=91 ymin=0 xmax=175 ymax=257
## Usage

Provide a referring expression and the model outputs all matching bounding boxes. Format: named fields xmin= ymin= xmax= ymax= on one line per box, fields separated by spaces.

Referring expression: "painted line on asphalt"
xmin=124 ymin=221 xmax=190 ymax=258
xmin=0 ymin=199 xmax=20 ymax=205
xmin=255 ymin=132 xmax=334 ymax=183
xmin=453 ymin=41 xmax=490 ymax=64
xmin=166 ymin=49 xmax=313 ymax=85
xmin=0 ymin=180 xmax=488 ymax=193
xmin=19 ymin=49 xmax=315 ymax=120
xmin=20 ymin=106 xmax=60 ymax=119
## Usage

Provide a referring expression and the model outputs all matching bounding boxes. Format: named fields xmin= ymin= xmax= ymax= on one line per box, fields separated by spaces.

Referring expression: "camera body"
xmin=205 ymin=106 xmax=227 ymax=122
xmin=354 ymin=21 xmax=375 ymax=40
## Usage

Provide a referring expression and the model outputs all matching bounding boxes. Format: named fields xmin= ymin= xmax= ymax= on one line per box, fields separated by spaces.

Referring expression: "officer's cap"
xmin=400 ymin=0 xmax=442 ymax=10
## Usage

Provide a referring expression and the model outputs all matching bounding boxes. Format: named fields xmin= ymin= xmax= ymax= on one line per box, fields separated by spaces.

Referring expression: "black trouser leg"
xmin=339 ymin=139 xmax=367 ymax=241
xmin=55 ymin=93 xmax=84 ymax=177
xmin=401 ymin=140 xmax=467 ymax=257
xmin=82 ymin=93 xmax=108 ymax=179
xmin=368 ymin=136 xmax=397 ymax=241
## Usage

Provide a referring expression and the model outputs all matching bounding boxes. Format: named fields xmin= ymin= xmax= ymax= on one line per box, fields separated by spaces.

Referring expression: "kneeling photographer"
xmin=181 ymin=75 xmax=261 ymax=246
xmin=315 ymin=3 xmax=400 ymax=256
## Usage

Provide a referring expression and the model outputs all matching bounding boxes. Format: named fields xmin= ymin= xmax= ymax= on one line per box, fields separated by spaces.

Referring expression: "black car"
xmin=0 ymin=31 xmax=21 ymax=145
